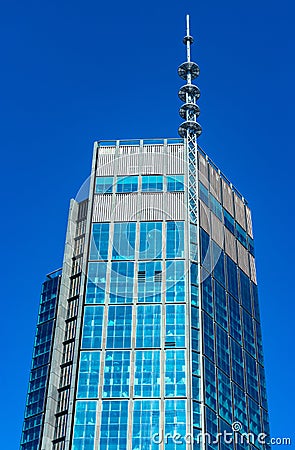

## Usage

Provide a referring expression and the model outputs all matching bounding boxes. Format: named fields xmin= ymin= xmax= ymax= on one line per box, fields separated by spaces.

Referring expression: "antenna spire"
xmin=178 ymin=14 xmax=202 ymax=138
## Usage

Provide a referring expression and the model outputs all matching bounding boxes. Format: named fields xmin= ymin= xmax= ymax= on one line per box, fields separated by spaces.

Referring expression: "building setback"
xmin=20 ymin=15 xmax=270 ymax=450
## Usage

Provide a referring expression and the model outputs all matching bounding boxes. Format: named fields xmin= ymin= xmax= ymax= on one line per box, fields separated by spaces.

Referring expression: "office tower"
xmin=20 ymin=15 xmax=270 ymax=450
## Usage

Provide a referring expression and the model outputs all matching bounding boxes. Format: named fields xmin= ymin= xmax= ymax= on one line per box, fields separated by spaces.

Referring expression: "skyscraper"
xmin=20 ymin=15 xmax=270 ymax=450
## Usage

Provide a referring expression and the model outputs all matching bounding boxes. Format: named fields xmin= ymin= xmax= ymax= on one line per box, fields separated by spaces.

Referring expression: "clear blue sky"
xmin=1 ymin=0 xmax=294 ymax=446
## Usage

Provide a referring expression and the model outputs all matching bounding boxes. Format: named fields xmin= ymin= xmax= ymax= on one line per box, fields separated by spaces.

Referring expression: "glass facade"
xmin=21 ymin=139 xmax=270 ymax=450
xmin=20 ymin=269 xmax=61 ymax=450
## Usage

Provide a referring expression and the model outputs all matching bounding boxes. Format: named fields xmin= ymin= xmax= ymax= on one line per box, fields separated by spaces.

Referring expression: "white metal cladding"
xmin=209 ymin=165 xmax=221 ymax=201
xmin=234 ymin=193 xmax=246 ymax=229
xmin=142 ymin=145 xmax=164 ymax=153
xmin=140 ymin=193 xmax=164 ymax=221
xmin=96 ymin=154 xmax=116 ymax=176
xmin=92 ymin=195 xmax=113 ymax=222
xmin=114 ymin=194 xmax=139 ymax=221
xmin=224 ymin=227 xmax=237 ymax=262
xmin=96 ymin=145 xmax=186 ymax=176
xmin=237 ymin=241 xmax=250 ymax=277
xmin=221 ymin=179 xmax=234 ymax=215
xmin=165 ymin=192 xmax=185 ymax=220
xmin=166 ymin=144 xmax=184 ymax=154
xmin=166 ymin=153 xmax=185 ymax=174
xmin=245 ymin=205 xmax=253 ymax=238
xmin=198 ymin=152 xmax=209 ymax=188
xmin=116 ymin=153 xmax=140 ymax=175
xmin=249 ymin=254 xmax=257 ymax=284
xmin=140 ymin=192 xmax=185 ymax=221
xmin=210 ymin=213 xmax=224 ymax=249
xmin=118 ymin=145 xmax=139 ymax=154
xmin=199 ymin=201 xmax=210 ymax=234
xmin=97 ymin=146 xmax=116 ymax=155
xmin=141 ymin=153 xmax=166 ymax=174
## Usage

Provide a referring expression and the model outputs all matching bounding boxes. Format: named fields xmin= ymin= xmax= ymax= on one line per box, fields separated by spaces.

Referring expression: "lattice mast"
xmin=178 ymin=14 xmax=202 ymax=223
xmin=178 ymin=14 xmax=202 ymax=139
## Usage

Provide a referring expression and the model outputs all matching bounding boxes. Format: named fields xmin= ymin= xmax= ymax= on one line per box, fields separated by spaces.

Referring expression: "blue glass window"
xmin=164 ymin=400 xmax=186 ymax=449
xmin=217 ymin=370 xmax=232 ymax=424
xmin=251 ymin=282 xmax=260 ymax=322
xmin=242 ymin=309 xmax=256 ymax=356
xmin=209 ymin=193 xmax=223 ymax=221
xmin=73 ymin=401 xmax=97 ymax=449
xmin=204 ymin=357 xmax=217 ymax=410
xmin=205 ymin=406 xmax=218 ymax=447
xmin=192 ymin=351 xmax=200 ymax=377
xmin=233 ymin=384 xmax=248 ymax=432
xmin=255 ymin=320 xmax=264 ymax=365
xmin=134 ymin=351 xmax=161 ymax=397
xmin=223 ymin=209 xmax=235 ymax=235
xmin=219 ymin=419 xmax=234 ymax=450
xmin=142 ymin=175 xmax=163 ymax=192
xmin=32 ymin=321 xmax=54 ymax=368
xmin=193 ymin=401 xmax=201 ymax=428
xmin=203 ymin=312 xmax=215 ymax=362
xmin=167 ymin=175 xmax=184 ymax=192
xmin=228 ymin=295 xmax=242 ymax=344
xmin=191 ymin=283 xmax=199 ymax=307
xmin=103 ymin=351 xmax=130 ymax=398
xmin=165 ymin=349 xmax=186 ymax=397
xmin=245 ymin=353 xmax=259 ymax=402
xmin=239 ymin=269 xmax=252 ymax=313
xmin=112 ymin=222 xmax=136 ymax=260
xmin=85 ymin=262 xmax=107 ymax=304
xmin=248 ymin=235 xmax=255 ymax=256
xmin=226 ymin=256 xmax=238 ymax=299
xmin=138 ymin=261 xmax=162 ymax=303
xmin=199 ymin=182 xmax=209 ymax=207
xmin=258 ymin=364 xmax=268 ymax=410
xmin=230 ymin=338 xmax=245 ymax=388
xmin=212 ymin=243 xmax=225 ymax=287
xmin=192 ymin=327 xmax=200 ymax=352
xmin=81 ymin=306 xmax=104 ymax=349
xmin=166 ymin=221 xmax=185 ymax=258
xmin=21 ymin=414 xmax=43 ymax=448
xmin=139 ymin=222 xmax=162 ymax=260
xmin=200 ymin=228 xmax=211 ymax=272
xmin=136 ymin=305 xmax=161 ymax=348
xmin=132 ymin=400 xmax=160 ymax=450
xmin=166 ymin=260 xmax=185 ymax=302
xmin=116 ymin=176 xmax=138 ymax=193
xmin=214 ymin=281 xmax=228 ymax=330
xmin=191 ymin=306 xmax=199 ymax=329
xmin=248 ymin=397 xmax=261 ymax=440
xmin=95 ymin=176 xmax=113 ymax=194
xmin=191 ymin=261 xmax=198 ymax=286
xmin=77 ymin=351 xmax=100 ymax=398
xmin=190 ymin=224 xmax=198 ymax=260
xmin=236 ymin=223 xmax=247 ymax=247
xmin=106 ymin=306 xmax=132 ymax=349
xmin=100 ymin=400 xmax=128 ymax=449
xmin=109 ymin=261 xmax=134 ymax=303
xmin=202 ymin=276 xmax=213 ymax=317
xmin=192 ymin=375 xmax=200 ymax=400
xmin=90 ymin=223 xmax=109 ymax=260
xmin=216 ymin=324 xmax=230 ymax=376
xmin=165 ymin=304 xmax=185 ymax=347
